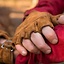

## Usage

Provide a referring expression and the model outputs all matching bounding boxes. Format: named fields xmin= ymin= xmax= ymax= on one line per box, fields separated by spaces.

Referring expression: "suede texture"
xmin=0 ymin=30 xmax=14 ymax=64
xmin=15 ymin=0 xmax=64 ymax=63
xmin=13 ymin=11 xmax=61 ymax=45
xmin=15 ymin=25 xmax=64 ymax=64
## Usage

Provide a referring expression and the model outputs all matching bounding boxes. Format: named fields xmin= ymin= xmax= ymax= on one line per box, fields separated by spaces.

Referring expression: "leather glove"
xmin=0 ymin=30 xmax=15 ymax=64
xmin=13 ymin=11 xmax=61 ymax=45
xmin=0 ymin=30 xmax=10 ymax=39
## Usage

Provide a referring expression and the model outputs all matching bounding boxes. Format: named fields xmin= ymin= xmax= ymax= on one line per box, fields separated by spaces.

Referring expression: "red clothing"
xmin=25 ymin=0 xmax=64 ymax=15
xmin=16 ymin=0 xmax=64 ymax=64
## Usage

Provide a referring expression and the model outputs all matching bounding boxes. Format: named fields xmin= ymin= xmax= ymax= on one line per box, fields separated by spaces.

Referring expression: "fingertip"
xmin=22 ymin=39 xmax=40 ymax=54
xmin=45 ymin=49 xmax=51 ymax=54
xmin=58 ymin=15 xmax=64 ymax=24
xmin=15 ymin=45 xmax=27 ymax=56
xmin=21 ymin=51 xmax=27 ymax=56
xmin=42 ymin=26 xmax=58 ymax=44
xmin=51 ymin=39 xmax=58 ymax=44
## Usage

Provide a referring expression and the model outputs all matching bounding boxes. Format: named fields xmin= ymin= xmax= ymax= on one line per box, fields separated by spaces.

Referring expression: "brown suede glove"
xmin=13 ymin=11 xmax=61 ymax=45
xmin=0 ymin=30 xmax=14 ymax=64
xmin=0 ymin=30 xmax=10 ymax=39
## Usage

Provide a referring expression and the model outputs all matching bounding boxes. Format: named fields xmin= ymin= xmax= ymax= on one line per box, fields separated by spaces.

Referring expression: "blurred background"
xmin=0 ymin=0 xmax=32 ymax=36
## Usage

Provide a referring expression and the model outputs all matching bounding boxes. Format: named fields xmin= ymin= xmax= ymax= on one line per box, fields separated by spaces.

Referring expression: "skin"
xmin=15 ymin=15 xmax=64 ymax=56
xmin=0 ymin=15 xmax=64 ymax=64
xmin=15 ymin=26 xmax=57 ymax=56
xmin=1 ymin=40 xmax=63 ymax=64
xmin=1 ymin=15 xmax=64 ymax=57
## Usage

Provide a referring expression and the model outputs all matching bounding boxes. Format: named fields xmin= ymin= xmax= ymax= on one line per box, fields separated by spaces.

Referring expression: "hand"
xmin=16 ymin=26 xmax=58 ymax=56
xmin=13 ymin=11 xmax=64 ymax=56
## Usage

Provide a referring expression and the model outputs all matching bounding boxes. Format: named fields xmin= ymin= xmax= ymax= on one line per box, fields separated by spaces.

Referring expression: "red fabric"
xmin=25 ymin=0 xmax=64 ymax=15
xmin=16 ymin=0 xmax=64 ymax=64
xmin=15 ymin=25 xmax=64 ymax=64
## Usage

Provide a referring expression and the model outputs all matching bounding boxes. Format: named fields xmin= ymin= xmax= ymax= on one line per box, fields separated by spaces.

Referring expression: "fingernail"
xmin=21 ymin=51 xmax=27 ymax=56
xmin=52 ymin=39 xmax=58 ymax=44
xmin=45 ymin=49 xmax=51 ymax=54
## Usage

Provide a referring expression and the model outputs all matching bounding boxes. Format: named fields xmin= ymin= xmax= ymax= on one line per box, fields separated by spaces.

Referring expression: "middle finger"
xmin=31 ymin=32 xmax=51 ymax=54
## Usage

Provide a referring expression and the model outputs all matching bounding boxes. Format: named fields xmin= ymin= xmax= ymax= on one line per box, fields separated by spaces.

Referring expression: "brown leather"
xmin=0 ymin=40 xmax=14 ymax=64
xmin=0 ymin=30 xmax=10 ymax=39
xmin=13 ymin=11 xmax=61 ymax=45
xmin=0 ymin=30 xmax=14 ymax=64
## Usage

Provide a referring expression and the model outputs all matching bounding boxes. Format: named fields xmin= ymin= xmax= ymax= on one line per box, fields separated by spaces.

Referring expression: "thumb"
xmin=58 ymin=15 xmax=64 ymax=24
